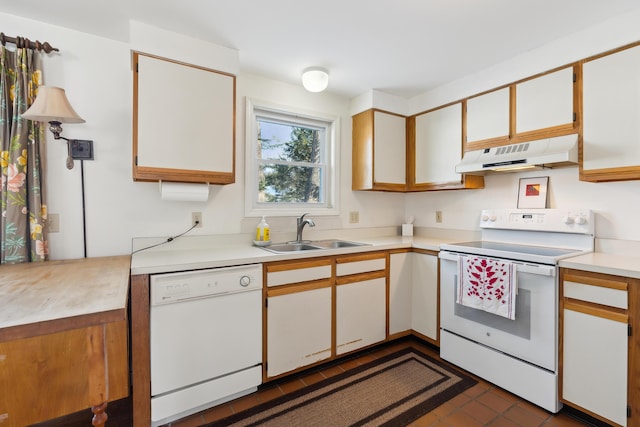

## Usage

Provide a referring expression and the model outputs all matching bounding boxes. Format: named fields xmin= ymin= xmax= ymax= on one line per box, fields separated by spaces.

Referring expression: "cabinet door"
xmin=466 ymin=87 xmax=510 ymax=145
xmin=389 ymin=251 xmax=439 ymax=343
xmin=352 ymin=109 xmax=406 ymax=191
xmin=411 ymin=252 xmax=438 ymax=342
xmin=335 ymin=252 xmax=386 ymax=354
xmin=336 ymin=278 xmax=386 ymax=355
xmin=374 ymin=111 xmax=406 ymax=186
xmin=515 ymin=67 xmax=575 ymax=135
xmin=133 ymin=52 xmax=235 ymax=184
xmin=413 ymin=103 xmax=463 ymax=186
xmin=389 ymin=252 xmax=412 ymax=336
xmin=266 ymin=287 xmax=332 ymax=378
xmin=561 ymin=271 xmax=630 ymax=426
xmin=562 ymin=308 xmax=628 ymax=426
xmin=582 ymin=45 xmax=640 ymax=181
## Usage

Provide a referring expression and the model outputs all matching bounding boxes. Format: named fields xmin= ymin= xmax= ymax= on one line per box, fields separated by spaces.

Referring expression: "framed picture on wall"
xmin=517 ymin=176 xmax=549 ymax=209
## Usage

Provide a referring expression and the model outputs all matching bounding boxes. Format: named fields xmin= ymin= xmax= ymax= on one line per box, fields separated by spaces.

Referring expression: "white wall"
xmin=405 ymin=9 xmax=640 ymax=242
xmin=1 ymin=12 xmax=405 ymax=260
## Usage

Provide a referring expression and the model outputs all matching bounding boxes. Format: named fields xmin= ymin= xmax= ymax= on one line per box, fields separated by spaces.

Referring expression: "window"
xmin=245 ymin=99 xmax=339 ymax=216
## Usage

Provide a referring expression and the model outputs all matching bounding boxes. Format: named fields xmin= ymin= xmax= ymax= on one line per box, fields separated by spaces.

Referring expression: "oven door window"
xmin=454 ymin=289 xmax=532 ymax=339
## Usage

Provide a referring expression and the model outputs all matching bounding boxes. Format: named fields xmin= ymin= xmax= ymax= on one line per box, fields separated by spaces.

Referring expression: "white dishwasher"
xmin=150 ymin=263 xmax=263 ymax=427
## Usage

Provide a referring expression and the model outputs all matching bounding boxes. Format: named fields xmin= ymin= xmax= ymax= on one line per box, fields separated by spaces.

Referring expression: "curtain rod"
xmin=0 ymin=32 xmax=59 ymax=53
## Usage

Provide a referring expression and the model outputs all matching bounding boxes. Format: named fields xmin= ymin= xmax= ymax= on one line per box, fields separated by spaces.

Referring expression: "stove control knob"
xmin=490 ymin=215 xmax=497 ymax=222
xmin=574 ymin=215 xmax=587 ymax=225
xmin=481 ymin=215 xmax=489 ymax=222
xmin=563 ymin=215 xmax=574 ymax=224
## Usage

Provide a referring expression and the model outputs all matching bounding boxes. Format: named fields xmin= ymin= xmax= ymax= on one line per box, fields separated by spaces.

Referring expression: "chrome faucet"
xmin=295 ymin=213 xmax=315 ymax=243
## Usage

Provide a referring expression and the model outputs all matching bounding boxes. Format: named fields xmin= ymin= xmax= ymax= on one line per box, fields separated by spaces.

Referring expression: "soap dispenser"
xmin=255 ymin=216 xmax=270 ymax=243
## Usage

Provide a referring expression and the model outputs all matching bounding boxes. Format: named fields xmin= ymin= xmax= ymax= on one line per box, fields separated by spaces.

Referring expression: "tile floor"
xmin=166 ymin=338 xmax=601 ymax=427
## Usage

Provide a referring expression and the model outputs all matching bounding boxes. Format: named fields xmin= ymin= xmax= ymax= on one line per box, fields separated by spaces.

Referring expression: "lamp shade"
xmin=21 ymin=86 xmax=85 ymax=123
xmin=302 ymin=67 xmax=329 ymax=92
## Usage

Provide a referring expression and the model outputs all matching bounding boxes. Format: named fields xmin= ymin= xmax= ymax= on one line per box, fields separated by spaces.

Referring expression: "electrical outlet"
xmin=192 ymin=212 xmax=203 ymax=228
xmin=49 ymin=213 xmax=60 ymax=233
xmin=349 ymin=211 xmax=359 ymax=224
xmin=435 ymin=211 xmax=443 ymax=223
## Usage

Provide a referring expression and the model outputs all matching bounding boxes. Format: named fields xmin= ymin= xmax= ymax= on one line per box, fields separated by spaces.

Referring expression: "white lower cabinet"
xmin=389 ymin=252 xmax=412 ymax=335
xmin=561 ymin=270 xmax=631 ymax=427
xmin=265 ymin=252 xmax=387 ymax=379
xmin=266 ymin=287 xmax=332 ymax=378
xmin=562 ymin=308 xmax=628 ymax=426
xmin=389 ymin=251 xmax=439 ymax=343
xmin=336 ymin=252 xmax=387 ymax=355
xmin=265 ymin=259 xmax=333 ymax=379
xmin=411 ymin=251 xmax=439 ymax=340
xmin=336 ymin=277 xmax=386 ymax=355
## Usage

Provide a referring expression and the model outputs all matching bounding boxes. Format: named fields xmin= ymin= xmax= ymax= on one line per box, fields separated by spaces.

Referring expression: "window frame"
xmin=245 ymin=98 xmax=340 ymax=217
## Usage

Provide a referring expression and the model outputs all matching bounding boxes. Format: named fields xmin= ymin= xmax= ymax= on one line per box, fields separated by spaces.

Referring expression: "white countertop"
xmin=131 ymin=230 xmax=640 ymax=280
xmin=130 ymin=234 xmax=452 ymax=275
xmin=559 ymin=252 xmax=640 ymax=279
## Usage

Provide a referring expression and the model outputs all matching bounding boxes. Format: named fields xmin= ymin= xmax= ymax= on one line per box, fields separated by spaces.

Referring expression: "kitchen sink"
xmin=309 ymin=239 xmax=367 ymax=249
xmin=261 ymin=239 xmax=368 ymax=253
xmin=262 ymin=243 xmax=322 ymax=253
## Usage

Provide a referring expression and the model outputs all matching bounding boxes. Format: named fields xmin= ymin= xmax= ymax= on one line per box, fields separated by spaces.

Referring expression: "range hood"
xmin=455 ymin=134 xmax=578 ymax=174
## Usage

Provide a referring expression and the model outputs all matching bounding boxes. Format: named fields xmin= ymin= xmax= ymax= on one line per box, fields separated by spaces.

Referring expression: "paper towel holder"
xmin=158 ymin=180 xmax=210 ymax=202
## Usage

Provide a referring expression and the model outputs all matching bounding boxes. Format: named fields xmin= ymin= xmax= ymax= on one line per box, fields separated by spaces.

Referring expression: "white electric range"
xmin=439 ymin=208 xmax=594 ymax=412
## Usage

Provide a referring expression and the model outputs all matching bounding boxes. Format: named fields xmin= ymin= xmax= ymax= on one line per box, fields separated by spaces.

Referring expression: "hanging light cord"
xmin=131 ymin=221 xmax=200 ymax=254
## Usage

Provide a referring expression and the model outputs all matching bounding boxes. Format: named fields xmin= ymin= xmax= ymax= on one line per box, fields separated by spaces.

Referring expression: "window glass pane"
xmin=259 ymin=164 xmax=323 ymax=203
xmin=258 ymin=119 xmax=324 ymax=163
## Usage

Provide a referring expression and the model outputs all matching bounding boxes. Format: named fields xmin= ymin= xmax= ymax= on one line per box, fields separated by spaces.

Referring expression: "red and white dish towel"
xmin=457 ymin=255 xmax=517 ymax=320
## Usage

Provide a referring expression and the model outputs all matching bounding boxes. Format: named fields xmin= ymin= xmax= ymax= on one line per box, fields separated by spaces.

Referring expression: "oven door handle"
xmin=439 ymin=251 xmax=461 ymax=262
xmin=439 ymin=251 xmax=556 ymax=276
xmin=514 ymin=262 xmax=555 ymax=276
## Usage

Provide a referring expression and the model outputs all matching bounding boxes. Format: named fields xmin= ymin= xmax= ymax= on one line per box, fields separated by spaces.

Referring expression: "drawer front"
xmin=267 ymin=265 xmax=331 ymax=287
xmin=564 ymin=280 xmax=628 ymax=309
xmin=336 ymin=258 xmax=385 ymax=276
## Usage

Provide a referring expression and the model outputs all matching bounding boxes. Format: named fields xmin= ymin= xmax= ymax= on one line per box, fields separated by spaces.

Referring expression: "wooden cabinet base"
xmin=0 ymin=321 xmax=128 ymax=427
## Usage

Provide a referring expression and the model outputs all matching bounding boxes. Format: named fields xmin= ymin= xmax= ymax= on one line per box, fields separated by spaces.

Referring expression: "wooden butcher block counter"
xmin=0 ymin=255 xmax=131 ymax=427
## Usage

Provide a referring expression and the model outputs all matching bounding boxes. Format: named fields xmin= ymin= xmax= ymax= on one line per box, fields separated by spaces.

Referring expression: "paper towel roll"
xmin=159 ymin=181 xmax=209 ymax=202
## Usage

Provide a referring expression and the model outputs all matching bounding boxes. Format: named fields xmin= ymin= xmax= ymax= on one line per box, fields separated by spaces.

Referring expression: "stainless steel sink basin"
xmin=310 ymin=239 xmax=368 ymax=249
xmin=260 ymin=239 xmax=368 ymax=253
xmin=262 ymin=243 xmax=322 ymax=253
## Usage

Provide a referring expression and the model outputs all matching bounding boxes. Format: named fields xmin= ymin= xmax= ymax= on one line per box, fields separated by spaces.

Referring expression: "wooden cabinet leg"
xmin=91 ymin=401 xmax=108 ymax=427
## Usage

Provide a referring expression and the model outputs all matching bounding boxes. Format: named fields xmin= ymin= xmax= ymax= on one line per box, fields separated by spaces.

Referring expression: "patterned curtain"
xmin=0 ymin=45 xmax=48 ymax=263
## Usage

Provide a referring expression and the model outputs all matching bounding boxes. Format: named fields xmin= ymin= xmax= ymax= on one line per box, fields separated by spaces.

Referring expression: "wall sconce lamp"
xmin=302 ymin=67 xmax=329 ymax=92
xmin=21 ymin=86 xmax=93 ymax=170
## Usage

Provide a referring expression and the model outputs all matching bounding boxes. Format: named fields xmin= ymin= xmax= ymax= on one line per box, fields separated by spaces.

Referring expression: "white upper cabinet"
xmin=373 ymin=111 xmax=406 ymax=185
xmin=515 ymin=66 xmax=575 ymax=134
xmin=413 ymin=103 xmax=463 ymax=186
xmin=352 ymin=109 xmax=406 ymax=191
xmin=466 ymin=87 xmax=510 ymax=144
xmin=582 ymin=44 xmax=640 ymax=181
xmin=133 ymin=52 xmax=236 ymax=184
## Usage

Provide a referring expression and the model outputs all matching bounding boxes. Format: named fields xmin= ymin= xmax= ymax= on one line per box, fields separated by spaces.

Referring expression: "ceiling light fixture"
xmin=301 ymin=67 xmax=329 ymax=92
xmin=21 ymin=86 xmax=93 ymax=170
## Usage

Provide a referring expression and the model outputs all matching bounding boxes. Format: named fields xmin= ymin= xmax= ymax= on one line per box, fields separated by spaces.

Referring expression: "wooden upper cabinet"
xmin=515 ymin=66 xmax=576 ymax=137
xmin=132 ymin=52 xmax=236 ymax=184
xmin=465 ymin=87 xmax=510 ymax=147
xmin=582 ymin=44 xmax=640 ymax=182
xmin=352 ymin=109 xmax=406 ymax=191
xmin=409 ymin=103 xmax=484 ymax=191
xmin=463 ymin=65 xmax=577 ymax=152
